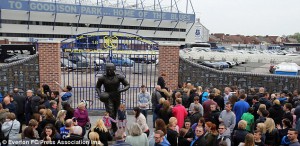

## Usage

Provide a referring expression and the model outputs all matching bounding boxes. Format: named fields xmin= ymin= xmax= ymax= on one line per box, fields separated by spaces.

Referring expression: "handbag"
xmin=85 ymin=122 xmax=91 ymax=131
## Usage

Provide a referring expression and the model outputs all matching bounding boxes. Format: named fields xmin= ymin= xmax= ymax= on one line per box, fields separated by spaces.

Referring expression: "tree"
xmin=292 ymin=33 xmax=300 ymax=43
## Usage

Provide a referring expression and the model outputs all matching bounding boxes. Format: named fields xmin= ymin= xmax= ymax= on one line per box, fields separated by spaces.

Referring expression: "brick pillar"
xmin=159 ymin=44 xmax=180 ymax=90
xmin=39 ymin=42 xmax=61 ymax=91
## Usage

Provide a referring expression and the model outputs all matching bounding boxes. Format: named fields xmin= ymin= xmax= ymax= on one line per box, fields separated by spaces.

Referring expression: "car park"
xmin=197 ymin=61 xmax=224 ymax=70
xmin=111 ymin=57 xmax=134 ymax=67
xmin=61 ymin=58 xmax=77 ymax=71
xmin=4 ymin=54 xmax=31 ymax=63
xmin=68 ymin=53 xmax=90 ymax=68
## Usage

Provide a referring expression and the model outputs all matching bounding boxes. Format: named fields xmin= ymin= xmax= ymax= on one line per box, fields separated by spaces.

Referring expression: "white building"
xmin=0 ymin=0 xmax=209 ymax=45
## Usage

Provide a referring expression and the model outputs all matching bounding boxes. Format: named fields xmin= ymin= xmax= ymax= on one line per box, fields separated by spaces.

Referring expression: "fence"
xmin=0 ymin=54 xmax=40 ymax=96
xmin=179 ymin=56 xmax=300 ymax=93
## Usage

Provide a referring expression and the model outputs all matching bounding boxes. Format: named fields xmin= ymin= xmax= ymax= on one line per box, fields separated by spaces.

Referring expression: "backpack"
xmin=31 ymin=96 xmax=41 ymax=113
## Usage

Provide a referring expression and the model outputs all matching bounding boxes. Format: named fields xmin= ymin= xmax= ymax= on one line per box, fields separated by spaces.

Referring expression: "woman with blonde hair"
xmin=264 ymin=118 xmax=279 ymax=145
xmin=233 ymin=120 xmax=249 ymax=146
xmin=55 ymin=110 xmax=66 ymax=133
xmin=88 ymin=119 xmax=112 ymax=146
xmin=256 ymin=123 xmax=266 ymax=143
xmin=213 ymin=88 xmax=224 ymax=110
xmin=238 ymin=133 xmax=255 ymax=146
xmin=89 ymin=131 xmax=104 ymax=146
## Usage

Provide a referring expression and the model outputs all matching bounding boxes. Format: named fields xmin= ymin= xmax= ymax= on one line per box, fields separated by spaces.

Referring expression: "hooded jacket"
xmin=1 ymin=119 xmax=21 ymax=140
xmin=216 ymin=129 xmax=231 ymax=146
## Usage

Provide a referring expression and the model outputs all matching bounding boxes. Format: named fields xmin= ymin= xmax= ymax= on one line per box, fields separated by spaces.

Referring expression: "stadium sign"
xmin=2 ymin=0 xmax=195 ymax=22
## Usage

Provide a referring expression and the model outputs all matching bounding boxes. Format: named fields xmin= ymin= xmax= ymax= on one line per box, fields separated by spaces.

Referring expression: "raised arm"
xmin=54 ymin=81 xmax=64 ymax=91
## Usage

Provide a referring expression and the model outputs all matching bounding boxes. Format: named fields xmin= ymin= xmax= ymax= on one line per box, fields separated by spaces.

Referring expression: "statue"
xmin=96 ymin=63 xmax=130 ymax=132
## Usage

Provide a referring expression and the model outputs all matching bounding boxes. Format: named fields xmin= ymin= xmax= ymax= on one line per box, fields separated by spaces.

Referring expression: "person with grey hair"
xmin=25 ymin=90 xmax=34 ymax=125
xmin=112 ymin=129 xmax=132 ymax=146
xmin=125 ymin=123 xmax=149 ymax=146
xmin=189 ymin=104 xmax=203 ymax=125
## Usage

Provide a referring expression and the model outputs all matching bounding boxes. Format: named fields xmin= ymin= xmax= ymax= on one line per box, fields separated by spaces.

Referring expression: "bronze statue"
xmin=96 ymin=63 xmax=130 ymax=132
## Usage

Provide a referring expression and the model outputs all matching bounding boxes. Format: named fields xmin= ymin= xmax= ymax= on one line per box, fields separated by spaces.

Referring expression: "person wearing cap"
xmin=138 ymin=85 xmax=151 ymax=120
xmin=96 ymin=63 xmax=130 ymax=133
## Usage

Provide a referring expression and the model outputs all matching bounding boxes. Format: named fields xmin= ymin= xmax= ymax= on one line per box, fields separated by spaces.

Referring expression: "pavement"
xmin=88 ymin=113 xmax=154 ymax=145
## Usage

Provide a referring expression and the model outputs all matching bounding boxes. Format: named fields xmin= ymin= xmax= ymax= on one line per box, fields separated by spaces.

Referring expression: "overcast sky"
xmin=188 ymin=0 xmax=300 ymax=36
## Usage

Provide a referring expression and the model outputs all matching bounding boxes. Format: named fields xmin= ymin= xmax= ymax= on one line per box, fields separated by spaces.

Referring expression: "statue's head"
xmin=106 ymin=63 xmax=116 ymax=76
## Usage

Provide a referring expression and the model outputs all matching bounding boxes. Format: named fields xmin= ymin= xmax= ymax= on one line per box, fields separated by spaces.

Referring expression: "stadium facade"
xmin=0 ymin=0 xmax=209 ymax=44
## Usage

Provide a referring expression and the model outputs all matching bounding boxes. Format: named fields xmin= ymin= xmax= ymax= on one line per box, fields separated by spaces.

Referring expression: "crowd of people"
xmin=0 ymin=77 xmax=300 ymax=146
xmin=148 ymin=82 xmax=300 ymax=146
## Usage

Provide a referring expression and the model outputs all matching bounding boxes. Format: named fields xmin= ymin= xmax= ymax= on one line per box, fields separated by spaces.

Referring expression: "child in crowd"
xmin=103 ymin=112 xmax=117 ymax=135
xmin=254 ymin=130 xmax=265 ymax=146
xmin=117 ymin=104 xmax=127 ymax=130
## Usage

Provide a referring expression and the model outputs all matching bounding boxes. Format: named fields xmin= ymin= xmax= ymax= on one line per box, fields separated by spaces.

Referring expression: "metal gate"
xmin=60 ymin=31 xmax=159 ymax=110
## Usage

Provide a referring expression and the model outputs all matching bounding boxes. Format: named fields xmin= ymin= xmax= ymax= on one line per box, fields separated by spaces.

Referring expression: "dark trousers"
xmin=25 ymin=112 xmax=32 ymax=125
xmin=104 ymin=98 xmax=120 ymax=133
xmin=152 ymin=109 xmax=157 ymax=128
xmin=17 ymin=114 xmax=25 ymax=133
xmin=141 ymin=109 xmax=148 ymax=121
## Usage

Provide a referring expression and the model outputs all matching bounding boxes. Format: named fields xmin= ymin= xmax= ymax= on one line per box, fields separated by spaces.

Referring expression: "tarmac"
xmin=88 ymin=113 xmax=154 ymax=145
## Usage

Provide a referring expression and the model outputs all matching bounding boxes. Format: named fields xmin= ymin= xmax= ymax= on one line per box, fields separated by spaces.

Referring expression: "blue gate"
xmin=61 ymin=31 xmax=159 ymax=110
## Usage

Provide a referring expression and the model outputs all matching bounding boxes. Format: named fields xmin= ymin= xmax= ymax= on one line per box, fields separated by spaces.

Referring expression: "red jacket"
xmin=172 ymin=104 xmax=188 ymax=129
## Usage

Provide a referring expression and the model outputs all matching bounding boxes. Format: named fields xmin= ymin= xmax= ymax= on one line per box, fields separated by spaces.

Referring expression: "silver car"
xmin=4 ymin=55 xmax=31 ymax=63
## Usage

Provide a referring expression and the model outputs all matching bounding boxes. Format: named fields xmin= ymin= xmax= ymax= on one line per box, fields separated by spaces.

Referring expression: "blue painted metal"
xmin=61 ymin=31 xmax=159 ymax=110
xmin=0 ymin=9 xmax=2 ymax=28
xmin=0 ymin=0 xmax=195 ymax=22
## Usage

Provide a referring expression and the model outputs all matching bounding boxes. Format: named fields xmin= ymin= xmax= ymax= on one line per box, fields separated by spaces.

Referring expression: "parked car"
xmin=226 ymin=61 xmax=237 ymax=68
xmin=61 ymin=58 xmax=77 ymax=71
xmin=92 ymin=56 xmax=105 ymax=71
xmin=129 ymin=55 xmax=157 ymax=64
xmin=111 ymin=57 xmax=134 ymax=67
xmin=197 ymin=61 xmax=223 ymax=70
xmin=68 ymin=53 xmax=90 ymax=68
xmin=215 ymin=61 xmax=230 ymax=68
xmin=4 ymin=54 xmax=31 ymax=63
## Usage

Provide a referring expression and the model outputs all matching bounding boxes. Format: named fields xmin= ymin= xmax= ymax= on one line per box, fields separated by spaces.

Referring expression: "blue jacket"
xmin=61 ymin=92 xmax=72 ymax=101
xmin=157 ymin=137 xmax=171 ymax=146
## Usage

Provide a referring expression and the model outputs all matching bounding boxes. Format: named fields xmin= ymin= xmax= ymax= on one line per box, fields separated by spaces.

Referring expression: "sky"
xmin=186 ymin=0 xmax=300 ymax=36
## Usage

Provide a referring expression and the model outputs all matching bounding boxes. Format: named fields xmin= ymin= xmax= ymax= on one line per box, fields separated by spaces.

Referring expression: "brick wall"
xmin=159 ymin=44 xmax=180 ymax=90
xmin=38 ymin=43 xmax=61 ymax=91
